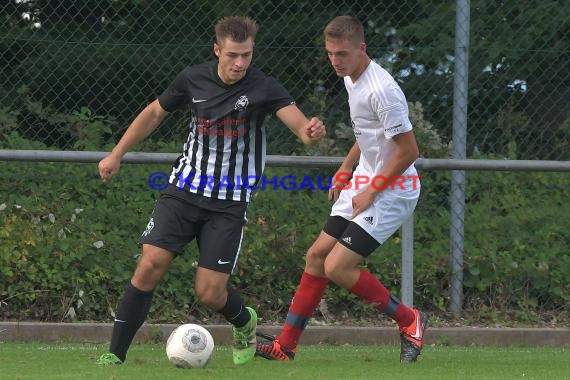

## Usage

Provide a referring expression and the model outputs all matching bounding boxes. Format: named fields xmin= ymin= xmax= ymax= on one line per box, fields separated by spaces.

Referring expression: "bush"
xmin=1 ymin=100 xmax=569 ymax=326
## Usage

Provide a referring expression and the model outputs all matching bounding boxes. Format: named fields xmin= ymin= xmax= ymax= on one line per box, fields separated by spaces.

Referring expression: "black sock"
xmin=109 ymin=283 xmax=154 ymax=362
xmin=218 ymin=286 xmax=250 ymax=327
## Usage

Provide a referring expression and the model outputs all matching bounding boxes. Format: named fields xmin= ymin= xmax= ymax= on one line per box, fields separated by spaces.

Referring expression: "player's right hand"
xmin=328 ymin=170 xmax=351 ymax=202
xmin=98 ymin=154 xmax=121 ymax=183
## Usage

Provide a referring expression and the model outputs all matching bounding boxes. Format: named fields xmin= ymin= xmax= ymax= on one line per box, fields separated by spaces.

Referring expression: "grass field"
xmin=1 ymin=342 xmax=567 ymax=380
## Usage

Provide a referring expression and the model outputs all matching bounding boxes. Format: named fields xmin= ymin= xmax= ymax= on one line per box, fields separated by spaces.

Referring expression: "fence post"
xmin=401 ymin=214 xmax=414 ymax=307
xmin=449 ymin=0 xmax=471 ymax=314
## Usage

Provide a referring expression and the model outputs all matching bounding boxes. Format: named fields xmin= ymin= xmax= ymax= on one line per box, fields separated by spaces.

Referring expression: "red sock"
xmin=278 ymin=271 xmax=329 ymax=350
xmin=348 ymin=269 xmax=414 ymax=328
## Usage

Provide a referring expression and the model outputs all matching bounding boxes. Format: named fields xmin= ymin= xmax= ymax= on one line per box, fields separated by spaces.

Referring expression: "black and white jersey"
xmin=158 ymin=60 xmax=295 ymax=202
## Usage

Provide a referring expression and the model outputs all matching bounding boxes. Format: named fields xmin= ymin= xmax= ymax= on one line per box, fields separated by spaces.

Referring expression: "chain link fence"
xmin=3 ymin=1 xmax=568 ymax=159
xmin=1 ymin=1 xmax=569 ymax=319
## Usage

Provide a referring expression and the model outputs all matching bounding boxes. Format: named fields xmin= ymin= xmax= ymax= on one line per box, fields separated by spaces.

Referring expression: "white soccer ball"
xmin=166 ymin=324 xmax=215 ymax=368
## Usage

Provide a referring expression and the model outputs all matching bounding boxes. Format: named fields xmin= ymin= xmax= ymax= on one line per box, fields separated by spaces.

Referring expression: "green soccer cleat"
xmin=97 ymin=352 xmax=123 ymax=365
xmin=232 ymin=307 xmax=257 ymax=365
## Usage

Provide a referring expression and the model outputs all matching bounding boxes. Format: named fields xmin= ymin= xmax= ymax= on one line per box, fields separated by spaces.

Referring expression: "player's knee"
xmin=306 ymin=245 xmax=328 ymax=265
xmin=195 ymin=283 xmax=224 ymax=309
xmin=132 ymin=260 xmax=165 ymax=290
xmin=323 ymin=260 xmax=342 ymax=283
xmin=138 ymin=245 xmax=173 ymax=273
xmin=194 ymin=283 xmax=210 ymax=303
xmin=136 ymin=257 xmax=159 ymax=273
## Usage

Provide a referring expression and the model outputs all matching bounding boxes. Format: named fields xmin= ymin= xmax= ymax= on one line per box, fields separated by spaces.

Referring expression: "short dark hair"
xmin=215 ymin=16 xmax=259 ymax=45
xmin=324 ymin=15 xmax=364 ymax=45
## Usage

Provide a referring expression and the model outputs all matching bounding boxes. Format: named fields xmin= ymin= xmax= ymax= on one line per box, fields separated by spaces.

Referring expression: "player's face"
xmin=325 ymin=37 xmax=366 ymax=81
xmin=214 ymin=37 xmax=254 ymax=85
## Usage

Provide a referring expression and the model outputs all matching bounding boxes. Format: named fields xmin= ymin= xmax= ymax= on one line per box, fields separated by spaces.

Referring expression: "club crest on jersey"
xmin=234 ymin=95 xmax=249 ymax=111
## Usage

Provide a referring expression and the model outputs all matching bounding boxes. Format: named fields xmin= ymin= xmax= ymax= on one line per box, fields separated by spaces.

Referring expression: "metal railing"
xmin=2 ymin=149 xmax=568 ymax=309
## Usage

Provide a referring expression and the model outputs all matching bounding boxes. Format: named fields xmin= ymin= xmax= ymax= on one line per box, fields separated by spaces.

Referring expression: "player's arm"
xmin=374 ymin=130 xmax=419 ymax=185
xmin=329 ymin=142 xmax=361 ymax=201
xmin=351 ymin=130 xmax=419 ymax=217
xmin=338 ymin=142 xmax=360 ymax=173
xmin=275 ymin=104 xmax=326 ymax=145
xmin=98 ymin=99 xmax=169 ymax=182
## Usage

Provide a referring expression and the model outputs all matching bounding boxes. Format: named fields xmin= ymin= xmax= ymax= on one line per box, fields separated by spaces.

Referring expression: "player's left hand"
xmin=306 ymin=117 xmax=326 ymax=140
xmin=351 ymin=188 xmax=376 ymax=219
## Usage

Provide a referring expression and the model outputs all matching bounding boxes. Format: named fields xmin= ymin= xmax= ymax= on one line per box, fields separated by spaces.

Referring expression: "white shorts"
xmin=330 ymin=184 xmax=419 ymax=244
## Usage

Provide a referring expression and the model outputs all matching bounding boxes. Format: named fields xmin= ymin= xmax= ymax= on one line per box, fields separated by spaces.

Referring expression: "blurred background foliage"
xmin=1 ymin=0 xmax=569 ymax=325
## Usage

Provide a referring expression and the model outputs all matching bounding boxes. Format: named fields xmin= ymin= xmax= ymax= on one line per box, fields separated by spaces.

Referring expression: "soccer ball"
xmin=166 ymin=324 xmax=215 ymax=368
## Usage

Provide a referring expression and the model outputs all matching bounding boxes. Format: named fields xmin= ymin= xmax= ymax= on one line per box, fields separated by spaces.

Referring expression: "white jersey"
xmin=331 ymin=60 xmax=420 ymax=244
xmin=344 ymin=60 xmax=418 ymax=180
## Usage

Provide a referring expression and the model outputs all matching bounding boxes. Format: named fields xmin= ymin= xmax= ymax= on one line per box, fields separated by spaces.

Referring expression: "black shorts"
xmin=323 ymin=215 xmax=380 ymax=257
xmin=139 ymin=185 xmax=248 ymax=273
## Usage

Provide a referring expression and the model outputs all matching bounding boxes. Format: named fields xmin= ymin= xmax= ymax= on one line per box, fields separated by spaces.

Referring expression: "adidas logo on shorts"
xmin=363 ymin=216 xmax=374 ymax=225
xmin=342 ymin=236 xmax=352 ymax=245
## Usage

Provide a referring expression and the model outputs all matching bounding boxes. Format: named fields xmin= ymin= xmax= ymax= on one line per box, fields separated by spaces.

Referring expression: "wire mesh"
xmin=1 ymin=0 xmax=569 ymax=317
xmin=2 ymin=1 xmax=568 ymax=158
